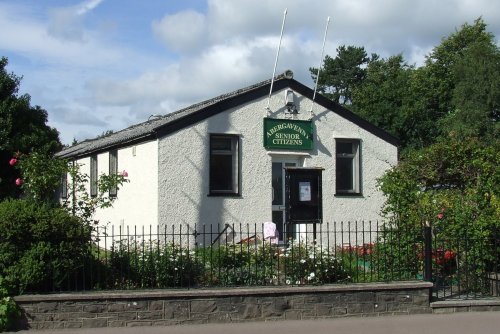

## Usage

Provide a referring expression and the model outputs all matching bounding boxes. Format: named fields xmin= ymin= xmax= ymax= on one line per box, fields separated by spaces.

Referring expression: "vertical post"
xmin=424 ymin=221 xmax=433 ymax=282
xmin=310 ymin=16 xmax=331 ymax=119
xmin=266 ymin=8 xmax=288 ymax=114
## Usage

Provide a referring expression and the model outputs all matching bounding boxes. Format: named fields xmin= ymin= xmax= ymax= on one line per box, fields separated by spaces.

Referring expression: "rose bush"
xmin=378 ymin=135 xmax=499 ymax=292
xmin=0 ymin=151 xmax=130 ymax=296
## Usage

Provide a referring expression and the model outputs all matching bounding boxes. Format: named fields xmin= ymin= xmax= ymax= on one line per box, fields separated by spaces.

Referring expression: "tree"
xmin=312 ymin=19 xmax=498 ymax=152
xmin=378 ymin=135 xmax=499 ymax=291
xmin=351 ymin=55 xmax=419 ymax=148
xmin=441 ymin=39 xmax=500 ymax=139
xmin=0 ymin=57 xmax=61 ymax=200
xmin=424 ymin=18 xmax=494 ymax=117
xmin=415 ymin=18 xmax=498 ymax=146
xmin=310 ymin=45 xmax=375 ymax=105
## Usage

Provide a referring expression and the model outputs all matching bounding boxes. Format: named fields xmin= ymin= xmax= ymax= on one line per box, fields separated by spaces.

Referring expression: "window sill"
xmin=335 ymin=192 xmax=363 ymax=197
xmin=207 ymin=193 xmax=242 ymax=198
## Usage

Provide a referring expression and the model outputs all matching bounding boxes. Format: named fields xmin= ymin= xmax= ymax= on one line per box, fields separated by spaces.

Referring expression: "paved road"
xmin=16 ymin=312 xmax=500 ymax=334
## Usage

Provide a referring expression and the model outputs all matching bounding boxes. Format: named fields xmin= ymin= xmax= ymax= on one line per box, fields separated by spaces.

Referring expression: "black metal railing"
xmin=431 ymin=227 xmax=500 ymax=300
xmin=24 ymin=221 xmax=422 ymax=293
xmin=21 ymin=221 xmax=499 ymax=299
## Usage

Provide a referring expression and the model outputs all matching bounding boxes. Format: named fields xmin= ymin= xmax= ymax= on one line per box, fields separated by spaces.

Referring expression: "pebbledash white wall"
xmin=76 ymin=141 xmax=158 ymax=231
xmin=157 ymin=88 xmax=398 ymax=232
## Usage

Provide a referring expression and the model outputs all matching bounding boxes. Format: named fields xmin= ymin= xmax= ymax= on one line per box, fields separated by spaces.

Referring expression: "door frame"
xmin=272 ymin=157 xmax=301 ymax=241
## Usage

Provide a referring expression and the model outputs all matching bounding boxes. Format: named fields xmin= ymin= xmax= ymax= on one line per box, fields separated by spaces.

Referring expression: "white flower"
xmin=300 ymin=259 xmax=306 ymax=263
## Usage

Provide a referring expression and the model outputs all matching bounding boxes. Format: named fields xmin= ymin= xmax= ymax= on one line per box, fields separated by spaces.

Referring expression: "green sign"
xmin=263 ymin=118 xmax=313 ymax=150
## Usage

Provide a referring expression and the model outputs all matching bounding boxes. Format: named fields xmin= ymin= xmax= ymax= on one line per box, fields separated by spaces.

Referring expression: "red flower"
xmin=15 ymin=178 xmax=23 ymax=186
xmin=9 ymin=158 xmax=17 ymax=166
xmin=444 ymin=250 xmax=455 ymax=261
xmin=121 ymin=170 xmax=128 ymax=177
xmin=437 ymin=213 xmax=444 ymax=219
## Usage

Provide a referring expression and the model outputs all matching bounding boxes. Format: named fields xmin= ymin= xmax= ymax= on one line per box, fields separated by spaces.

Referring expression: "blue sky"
xmin=1 ymin=0 xmax=499 ymax=145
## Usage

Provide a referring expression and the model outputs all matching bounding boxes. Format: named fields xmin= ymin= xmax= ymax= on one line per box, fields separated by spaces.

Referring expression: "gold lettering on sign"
xmin=266 ymin=123 xmax=307 ymax=139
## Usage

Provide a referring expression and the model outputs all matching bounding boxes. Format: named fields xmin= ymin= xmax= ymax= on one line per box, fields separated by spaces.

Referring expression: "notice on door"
xmin=299 ymin=182 xmax=311 ymax=201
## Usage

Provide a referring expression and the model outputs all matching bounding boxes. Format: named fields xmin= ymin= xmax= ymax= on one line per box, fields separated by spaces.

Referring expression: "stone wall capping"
xmin=431 ymin=299 xmax=500 ymax=308
xmin=14 ymin=281 xmax=432 ymax=303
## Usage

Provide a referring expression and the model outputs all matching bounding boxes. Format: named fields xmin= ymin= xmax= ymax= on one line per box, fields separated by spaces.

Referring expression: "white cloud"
xmin=0 ymin=5 xmax=122 ymax=68
xmin=50 ymin=106 xmax=109 ymax=127
xmin=152 ymin=10 xmax=207 ymax=53
xmin=76 ymin=0 xmax=105 ymax=16
xmin=87 ymin=36 xmax=290 ymax=108
xmin=2 ymin=0 xmax=500 ymax=145
xmin=47 ymin=0 xmax=106 ymax=42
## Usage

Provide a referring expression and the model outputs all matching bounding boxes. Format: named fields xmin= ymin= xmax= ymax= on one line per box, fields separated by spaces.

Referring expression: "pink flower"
xmin=437 ymin=213 xmax=444 ymax=220
xmin=15 ymin=178 xmax=23 ymax=186
xmin=9 ymin=158 xmax=17 ymax=166
xmin=121 ymin=170 xmax=128 ymax=177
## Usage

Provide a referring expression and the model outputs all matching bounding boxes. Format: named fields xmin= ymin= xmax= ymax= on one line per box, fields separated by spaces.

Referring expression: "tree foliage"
xmin=310 ymin=45 xmax=374 ymax=105
xmin=351 ymin=55 xmax=419 ymax=148
xmin=379 ymin=135 xmax=500 ymax=289
xmin=424 ymin=18 xmax=494 ymax=118
xmin=309 ymin=18 xmax=500 ymax=289
xmin=315 ymin=18 xmax=498 ymax=151
xmin=0 ymin=57 xmax=61 ymax=200
xmin=442 ymin=39 xmax=500 ymax=139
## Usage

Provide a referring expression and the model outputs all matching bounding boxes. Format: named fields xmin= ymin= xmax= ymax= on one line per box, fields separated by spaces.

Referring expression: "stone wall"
xmin=14 ymin=282 xmax=432 ymax=330
xmin=431 ymin=299 xmax=500 ymax=313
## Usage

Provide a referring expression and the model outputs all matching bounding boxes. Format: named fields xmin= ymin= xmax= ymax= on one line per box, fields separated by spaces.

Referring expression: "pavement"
xmin=14 ymin=312 xmax=500 ymax=334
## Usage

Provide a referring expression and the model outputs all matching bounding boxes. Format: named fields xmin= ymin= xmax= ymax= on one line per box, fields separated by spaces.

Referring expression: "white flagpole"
xmin=310 ymin=16 xmax=331 ymax=119
xmin=266 ymin=8 xmax=288 ymax=115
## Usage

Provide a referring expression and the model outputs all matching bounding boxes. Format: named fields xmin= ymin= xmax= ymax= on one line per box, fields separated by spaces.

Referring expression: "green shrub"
xmin=0 ymin=276 xmax=20 ymax=332
xmin=0 ymin=199 xmax=92 ymax=294
xmin=378 ymin=136 xmax=500 ymax=292
xmin=197 ymin=243 xmax=281 ymax=286
xmin=198 ymin=241 xmax=350 ymax=286
xmin=99 ymin=239 xmax=204 ymax=289
xmin=95 ymin=240 xmax=351 ymax=288
xmin=281 ymin=241 xmax=350 ymax=285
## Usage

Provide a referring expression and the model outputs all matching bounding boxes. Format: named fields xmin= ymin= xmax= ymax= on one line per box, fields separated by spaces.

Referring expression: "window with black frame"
xmin=90 ymin=155 xmax=98 ymax=197
xmin=60 ymin=172 xmax=68 ymax=199
xmin=209 ymin=134 xmax=239 ymax=196
xmin=109 ymin=150 xmax=118 ymax=197
xmin=335 ymin=139 xmax=361 ymax=195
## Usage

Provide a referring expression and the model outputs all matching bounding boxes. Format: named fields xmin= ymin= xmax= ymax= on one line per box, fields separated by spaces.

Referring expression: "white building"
xmin=57 ymin=71 xmax=399 ymax=243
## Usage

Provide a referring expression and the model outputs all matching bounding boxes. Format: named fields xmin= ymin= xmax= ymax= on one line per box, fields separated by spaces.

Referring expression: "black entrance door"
xmin=285 ymin=168 xmax=323 ymax=226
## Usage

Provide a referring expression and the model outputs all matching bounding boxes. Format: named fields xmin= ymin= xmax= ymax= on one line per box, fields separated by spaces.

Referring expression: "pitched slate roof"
xmin=57 ymin=71 xmax=399 ymax=159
